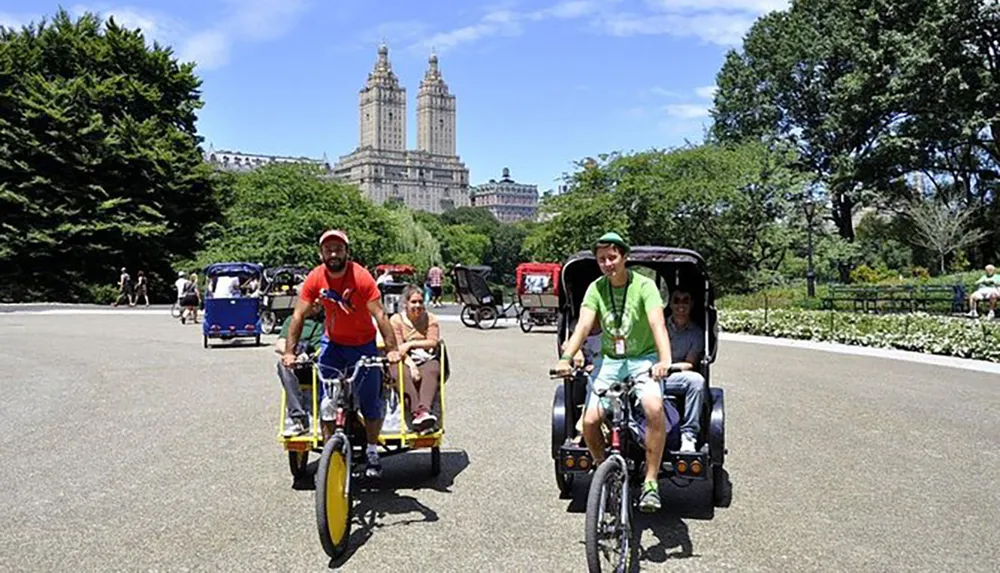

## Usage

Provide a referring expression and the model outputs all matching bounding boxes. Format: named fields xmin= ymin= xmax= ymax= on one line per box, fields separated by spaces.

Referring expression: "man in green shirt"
xmin=554 ymin=232 xmax=673 ymax=512
xmin=277 ymin=300 xmax=326 ymax=437
xmin=968 ymin=264 xmax=999 ymax=319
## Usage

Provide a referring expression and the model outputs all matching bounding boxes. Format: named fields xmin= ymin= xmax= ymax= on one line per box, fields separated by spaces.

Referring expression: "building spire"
xmin=366 ymin=41 xmax=399 ymax=89
xmin=420 ymin=50 xmax=447 ymax=93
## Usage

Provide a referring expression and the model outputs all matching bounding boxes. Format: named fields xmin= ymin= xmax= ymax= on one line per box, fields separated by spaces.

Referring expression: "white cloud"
xmin=389 ymin=0 xmax=788 ymax=54
xmin=695 ymin=85 xmax=717 ymax=99
xmin=0 ymin=13 xmax=25 ymax=29
xmin=663 ymin=103 xmax=711 ymax=118
xmin=71 ymin=1 xmax=313 ymax=71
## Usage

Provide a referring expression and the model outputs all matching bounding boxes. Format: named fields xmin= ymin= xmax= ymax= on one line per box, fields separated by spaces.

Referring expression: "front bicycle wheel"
xmin=316 ymin=434 xmax=352 ymax=559
xmin=585 ymin=458 xmax=637 ymax=573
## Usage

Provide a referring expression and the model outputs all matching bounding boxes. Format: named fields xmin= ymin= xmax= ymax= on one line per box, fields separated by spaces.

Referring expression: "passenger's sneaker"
xmin=365 ymin=450 xmax=382 ymax=479
xmin=988 ymin=310 xmax=995 ymax=320
xmin=968 ymin=309 xmax=979 ymax=318
xmin=638 ymin=481 xmax=661 ymax=513
xmin=412 ymin=411 xmax=438 ymax=433
xmin=282 ymin=417 xmax=307 ymax=438
xmin=680 ymin=432 xmax=697 ymax=453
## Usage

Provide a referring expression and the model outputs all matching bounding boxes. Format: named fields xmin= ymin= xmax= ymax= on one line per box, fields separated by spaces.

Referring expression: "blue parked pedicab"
xmin=202 ymin=262 xmax=265 ymax=348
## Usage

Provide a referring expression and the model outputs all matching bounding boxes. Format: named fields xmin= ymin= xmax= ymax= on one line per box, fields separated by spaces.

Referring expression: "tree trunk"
xmin=940 ymin=254 xmax=946 ymax=275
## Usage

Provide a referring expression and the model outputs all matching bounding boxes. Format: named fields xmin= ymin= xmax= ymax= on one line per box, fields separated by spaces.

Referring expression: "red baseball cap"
xmin=318 ymin=229 xmax=349 ymax=246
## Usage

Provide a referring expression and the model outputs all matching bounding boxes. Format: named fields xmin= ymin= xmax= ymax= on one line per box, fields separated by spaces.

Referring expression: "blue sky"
xmin=2 ymin=1 xmax=788 ymax=190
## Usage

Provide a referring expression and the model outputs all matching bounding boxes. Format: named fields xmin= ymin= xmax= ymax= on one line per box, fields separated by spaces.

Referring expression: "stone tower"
xmin=416 ymin=52 xmax=456 ymax=156
xmin=359 ymin=43 xmax=406 ymax=152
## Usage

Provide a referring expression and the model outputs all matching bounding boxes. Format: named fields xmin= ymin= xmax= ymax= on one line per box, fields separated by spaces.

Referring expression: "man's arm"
xmin=283 ymin=298 xmax=312 ymax=358
xmin=366 ymin=299 xmax=399 ymax=352
xmin=560 ymin=307 xmax=598 ymax=363
xmin=646 ymin=305 xmax=673 ymax=366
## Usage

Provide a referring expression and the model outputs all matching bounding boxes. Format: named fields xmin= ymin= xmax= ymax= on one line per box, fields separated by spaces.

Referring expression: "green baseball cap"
xmin=595 ymin=232 xmax=630 ymax=253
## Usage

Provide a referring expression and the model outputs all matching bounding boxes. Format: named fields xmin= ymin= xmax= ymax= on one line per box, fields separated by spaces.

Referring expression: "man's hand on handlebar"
xmin=385 ymin=349 xmax=402 ymax=364
xmin=281 ymin=352 xmax=298 ymax=368
xmin=650 ymin=361 xmax=679 ymax=379
xmin=551 ymin=359 xmax=574 ymax=378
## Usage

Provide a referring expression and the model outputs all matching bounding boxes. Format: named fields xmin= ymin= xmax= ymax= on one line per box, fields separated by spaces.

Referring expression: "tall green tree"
xmin=0 ymin=10 xmax=224 ymax=302
xmin=190 ymin=163 xmax=400 ymax=269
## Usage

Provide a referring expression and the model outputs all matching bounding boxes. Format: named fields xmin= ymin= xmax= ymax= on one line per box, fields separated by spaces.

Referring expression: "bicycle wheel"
xmin=170 ymin=300 xmax=182 ymax=319
xmin=316 ymin=434 xmax=352 ymax=558
xmin=460 ymin=305 xmax=476 ymax=327
xmin=475 ymin=306 xmax=498 ymax=329
xmin=585 ymin=458 xmax=637 ymax=573
xmin=519 ymin=309 xmax=534 ymax=333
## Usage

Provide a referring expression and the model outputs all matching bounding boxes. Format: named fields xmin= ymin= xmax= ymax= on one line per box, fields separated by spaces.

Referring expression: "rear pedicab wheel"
xmin=316 ymin=434 xmax=352 ymax=559
xmin=255 ymin=334 xmax=261 ymax=346
xmin=202 ymin=335 xmax=208 ymax=349
xmin=555 ymin=459 xmax=574 ymax=499
xmin=712 ymin=466 xmax=732 ymax=508
xmin=431 ymin=446 xmax=441 ymax=476
xmin=519 ymin=309 xmax=534 ymax=333
xmin=460 ymin=305 xmax=476 ymax=327
xmin=288 ymin=450 xmax=310 ymax=481
xmin=261 ymin=310 xmax=277 ymax=334
xmin=585 ymin=458 xmax=637 ymax=573
xmin=475 ymin=306 xmax=498 ymax=330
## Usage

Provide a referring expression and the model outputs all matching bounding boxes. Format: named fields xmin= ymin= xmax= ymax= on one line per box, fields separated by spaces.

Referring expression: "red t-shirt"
xmin=299 ymin=262 xmax=380 ymax=346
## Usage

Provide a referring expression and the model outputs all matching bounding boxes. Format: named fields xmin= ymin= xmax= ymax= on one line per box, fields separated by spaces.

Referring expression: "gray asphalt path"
xmin=0 ymin=313 xmax=997 ymax=572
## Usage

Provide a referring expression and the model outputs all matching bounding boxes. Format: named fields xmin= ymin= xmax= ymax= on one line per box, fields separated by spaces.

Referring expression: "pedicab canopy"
xmin=516 ymin=262 xmax=561 ymax=296
xmin=203 ymin=262 xmax=264 ymax=278
xmin=376 ymin=264 xmax=416 ymax=276
xmin=556 ymin=246 xmax=718 ymax=364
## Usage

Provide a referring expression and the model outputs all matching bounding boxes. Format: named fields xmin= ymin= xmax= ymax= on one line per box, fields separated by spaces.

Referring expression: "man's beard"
xmin=324 ymin=256 xmax=347 ymax=273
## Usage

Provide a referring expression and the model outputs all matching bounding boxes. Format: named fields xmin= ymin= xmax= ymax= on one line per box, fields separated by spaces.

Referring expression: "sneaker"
xmin=989 ymin=310 xmax=995 ymax=320
xmin=968 ymin=310 xmax=978 ymax=318
xmin=365 ymin=450 xmax=382 ymax=479
xmin=638 ymin=481 xmax=661 ymax=513
xmin=680 ymin=432 xmax=697 ymax=453
xmin=412 ymin=411 xmax=438 ymax=433
xmin=282 ymin=418 xmax=307 ymax=438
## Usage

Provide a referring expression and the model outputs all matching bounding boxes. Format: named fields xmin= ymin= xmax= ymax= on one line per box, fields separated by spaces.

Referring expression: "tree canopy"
xmin=0 ymin=10 xmax=223 ymax=301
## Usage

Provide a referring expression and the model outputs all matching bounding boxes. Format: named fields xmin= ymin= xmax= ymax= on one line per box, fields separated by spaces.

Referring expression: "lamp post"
xmin=804 ymin=197 xmax=816 ymax=298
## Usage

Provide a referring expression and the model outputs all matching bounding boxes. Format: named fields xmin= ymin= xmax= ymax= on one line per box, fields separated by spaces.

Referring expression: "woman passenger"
xmin=389 ymin=284 xmax=442 ymax=433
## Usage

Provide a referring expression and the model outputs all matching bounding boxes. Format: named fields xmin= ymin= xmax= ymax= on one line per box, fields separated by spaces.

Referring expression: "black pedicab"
xmin=260 ymin=265 xmax=310 ymax=334
xmin=515 ymin=262 xmax=561 ymax=333
xmin=451 ymin=264 xmax=518 ymax=329
xmin=201 ymin=262 xmax=264 ymax=348
xmin=375 ymin=264 xmax=416 ymax=316
xmin=548 ymin=246 xmax=730 ymax=572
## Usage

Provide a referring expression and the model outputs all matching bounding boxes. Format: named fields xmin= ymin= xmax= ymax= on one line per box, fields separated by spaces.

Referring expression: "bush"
xmin=849 ymin=264 xmax=898 ymax=284
xmin=720 ymin=309 xmax=1000 ymax=363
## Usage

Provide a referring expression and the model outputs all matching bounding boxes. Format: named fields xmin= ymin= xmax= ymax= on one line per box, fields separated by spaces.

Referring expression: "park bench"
xmin=822 ymin=284 xmax=965 ymax=314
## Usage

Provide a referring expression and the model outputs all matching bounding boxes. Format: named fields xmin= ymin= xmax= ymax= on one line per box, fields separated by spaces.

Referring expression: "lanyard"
xmin=607 ymin=270 xmax=631 ymax=330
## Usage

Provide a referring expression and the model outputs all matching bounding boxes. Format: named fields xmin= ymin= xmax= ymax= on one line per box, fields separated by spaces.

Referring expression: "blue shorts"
xmin=318 ymin=338 xmax=383 ymax=421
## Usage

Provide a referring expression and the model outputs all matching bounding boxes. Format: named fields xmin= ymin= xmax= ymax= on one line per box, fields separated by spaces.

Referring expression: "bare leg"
xmin=582 ymin=402 xmax=606 ymax=463
xmin=641 ymin=393 xmax=666 ymax=483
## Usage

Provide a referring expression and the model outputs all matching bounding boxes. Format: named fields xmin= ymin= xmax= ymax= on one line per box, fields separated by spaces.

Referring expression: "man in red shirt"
xmin=283 ymin=229 xmax=402 ymax=479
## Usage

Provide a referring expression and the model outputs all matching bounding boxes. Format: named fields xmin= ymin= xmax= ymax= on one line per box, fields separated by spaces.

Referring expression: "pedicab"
xmin=375 ymin=264 xmax=416 ymax=316
xmin=201 ymin=262 xmax=264 ymax=348
xmin=515 ymin=262 xmax=561 ymax=333
xmin=548 ymin=246 xmax=730 ymax=572
xmin=277 ymin=309 xmax=450 ymax=559
xmin=260 ymin=265 xmax=309 ymax=334
xmin=451 ymin=264 xmax=518 ymax=329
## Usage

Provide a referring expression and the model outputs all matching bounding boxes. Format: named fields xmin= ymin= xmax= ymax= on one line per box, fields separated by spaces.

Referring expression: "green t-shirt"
xmin=977 ymin=274 xmax=1000 ymax=287
xmin=581 ymin=270 xmax=663 ymax=359
xmin=279 ymin=316 xmax=325 ymax=351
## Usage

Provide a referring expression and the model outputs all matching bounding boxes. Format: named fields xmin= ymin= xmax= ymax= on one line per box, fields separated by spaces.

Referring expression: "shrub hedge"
xmin=720 ymin=309 xmax=1000 ymax=363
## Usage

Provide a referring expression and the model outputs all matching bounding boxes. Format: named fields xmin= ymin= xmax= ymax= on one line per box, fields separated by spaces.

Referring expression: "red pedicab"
xmin=515 ymin=262 xmax=561 ymax=333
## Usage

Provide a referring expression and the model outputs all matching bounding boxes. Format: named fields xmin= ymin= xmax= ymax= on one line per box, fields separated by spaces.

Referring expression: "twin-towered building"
xmin=331 ymin=44 xmax=471 ymax=213
xmin=204 ymin=44 xmax=538 ymax=220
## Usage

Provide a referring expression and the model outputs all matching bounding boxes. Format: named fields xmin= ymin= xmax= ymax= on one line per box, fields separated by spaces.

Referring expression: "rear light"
xmin=211 ymin=325 xmax=220 ymax=331
xmin=245 ymin=324 xmax=255 ymax=331
xmin=229 ymin=326 xmax=236 ymax=332
xmin=563 ymin=456 xmax=575 ymax=469
xmin=577 ymin=457 xmax=591 ymax=470
xmin=676 ymin=460 xmax=688 ymax=473
xmin=690 ymin=460 xmax=703 ymax=475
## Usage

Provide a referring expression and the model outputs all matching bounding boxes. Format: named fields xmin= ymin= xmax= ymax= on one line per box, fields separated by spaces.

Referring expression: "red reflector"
xmin=229 ymin=326 xmax=236 ymax=331
xmin=246 ymin=325 xmax=255 ymax=331
xmin=211 ymin=325 xmax=220 ymax=331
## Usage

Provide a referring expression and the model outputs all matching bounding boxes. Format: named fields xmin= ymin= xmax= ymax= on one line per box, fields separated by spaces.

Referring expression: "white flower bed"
xmin=720 ymin=309 xmax=1000 ymax=363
